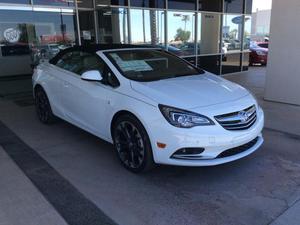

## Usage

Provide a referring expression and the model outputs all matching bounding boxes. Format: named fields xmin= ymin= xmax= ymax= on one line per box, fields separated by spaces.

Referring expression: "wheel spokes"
xmin=115 ymin=121 xmax=145 ymax=169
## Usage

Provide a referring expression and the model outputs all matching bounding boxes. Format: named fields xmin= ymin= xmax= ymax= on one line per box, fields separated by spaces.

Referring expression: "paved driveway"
xmin=1 ymin=67 xmax=300 ymax=225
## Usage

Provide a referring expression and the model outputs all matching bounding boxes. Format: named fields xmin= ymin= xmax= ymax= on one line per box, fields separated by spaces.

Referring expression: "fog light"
xmin=173 ymin=147 xmax=205 ymax=155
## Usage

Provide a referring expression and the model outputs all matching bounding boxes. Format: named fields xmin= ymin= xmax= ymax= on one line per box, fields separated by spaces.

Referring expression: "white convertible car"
xmin=32 ymin=44 xmax=264 ymax=172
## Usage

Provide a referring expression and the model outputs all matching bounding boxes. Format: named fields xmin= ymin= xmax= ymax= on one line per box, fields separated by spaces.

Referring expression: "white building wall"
xmin=251 ymin=9 xmax=271 ymax=40
xmin=264 ymin=0 xmax=300 ymax=105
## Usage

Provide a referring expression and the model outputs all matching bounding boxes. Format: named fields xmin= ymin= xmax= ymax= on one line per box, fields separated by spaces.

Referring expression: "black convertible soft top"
xmin=49 ymin=44 xmax=155 ymax=65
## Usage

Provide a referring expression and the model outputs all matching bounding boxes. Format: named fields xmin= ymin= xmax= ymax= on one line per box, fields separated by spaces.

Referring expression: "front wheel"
xmin=112 ymin=114 xmax=155 ymax=173
xmin=35 ymin=87 xmax=55 ymax=124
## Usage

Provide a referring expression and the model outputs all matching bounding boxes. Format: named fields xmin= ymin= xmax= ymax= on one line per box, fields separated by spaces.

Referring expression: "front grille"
xmin=216 ymin=137 xmax=259 ymax=158
xmin=214 ymin=105 xmax=257 ymax=131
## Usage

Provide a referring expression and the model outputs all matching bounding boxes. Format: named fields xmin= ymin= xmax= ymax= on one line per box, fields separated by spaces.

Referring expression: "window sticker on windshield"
xmin=110 ymin=53 xmax=153 ymax=72
xmin=119 ymin=60 xmax=153 ymax=72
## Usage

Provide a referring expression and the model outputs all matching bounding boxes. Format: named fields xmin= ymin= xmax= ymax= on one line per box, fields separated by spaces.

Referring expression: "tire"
xmin=112 ymin=114 xmax=155 ymax=173
xmin=34 ymin=86 xmax=56 ymax=124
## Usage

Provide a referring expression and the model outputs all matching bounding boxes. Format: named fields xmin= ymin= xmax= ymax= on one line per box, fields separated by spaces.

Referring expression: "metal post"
xmin=93 ymin=0 xmax=99 ymax=43
xmin=164 ymin=0 xmax=168 ymax=50
xmin=220 ymin=12 xmax=224 ymax=75
xmin=75 ymin=0 xmax=81 ymax=45
xmin=127 ymin=1 xmax=132 ymax=44
xmin=194 ymin=13 xmax=198 ymax=66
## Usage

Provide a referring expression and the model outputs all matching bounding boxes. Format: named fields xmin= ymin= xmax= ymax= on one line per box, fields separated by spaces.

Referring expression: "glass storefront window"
xmin=222 ymin=14 xmax=243 ymax=53
xmin=131 ymin=0 xmax=165 ymax=8
xmin=77 ymin=0 xmax=93 ymax=8
xmin=97 ymin=7 xmax=129 ymax=44
xmin=168 ymin=0 xmax=196 ymax=11
xmin=245 ymin=0 xmax=252 ymax=14
xmin=198 ymin=13 xmax=221 ymax=55
xmin=0 ymin=9 xmax=77 ymax=77
xmin=197 ymin=54 xmax=221 ymax=74
xmin=33 ymin=0 xmax=75 ymax=7
xmin=198 ymin=0 xmax=222 ymax=13
xmin=244 ymin=16 xmax=251 ymax=50
xmin=221 ymin=53 xmax=241 ymax=74
xmin=96 ymin=0 xmax=128 ymax=6
xmin=242 ymin=52 xmax=249 ymax=71
xmin=224 ymin=0 xmax=244 ymax=14
xmin=130 ymin=9 xmax=164 ymax=47
xmin=0 ymin=0 xmax=31 ymax=3
xmin=167 ymin=11 xmax=196 ymax=56
xmin=79 ymin=10 xmax=96 ymax=44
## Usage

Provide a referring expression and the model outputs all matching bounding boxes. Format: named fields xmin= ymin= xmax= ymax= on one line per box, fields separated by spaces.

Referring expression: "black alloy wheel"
xmin=112 ymin=114 xmax=155 ymax=173
xmin=35 ymin=87 xmax=55 ymax=124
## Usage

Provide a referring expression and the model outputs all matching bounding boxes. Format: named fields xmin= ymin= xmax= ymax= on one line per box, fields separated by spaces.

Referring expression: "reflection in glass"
xmin=198 ymin=13 xmax=221 ymax=55
xmin=79 ymin=10 xmax=96 ymax=44
xmin=77 ymin=0 xmax=93 ymax=8
xmin=221 ymin=53 xmax=241 ymax=74
xmin=0 ymin=10 xmax=77 ymax=76
xmin=243 ymin=16 xmax=251 ymax=50
xmin=168 ymin=0 xmax=196 ymax=10
xmin=168 ymin=11 xmax=196 ymax=56
xmin=198 ymin=0 xmax=222 ymax=13
xmin=33 ymin=0 xmax=74 ymax=7
xmin=224 ymin=0 xmax=244 ymax=14
xmin=130 ymin=9 xmax=164 ymax=47
xmin=96 ymin=0 xmax=127 ymax=6
xmin=245 ymin=0 xmax=252 ymax=14
xmin=130 ymin=0 xmax=165 ymax=8
xmin=0 ymin=0 xmax=30 ymax=3
xmin=222 ymin=14 xmax=243 ymax=53
xmin=97 ymin=7 xmax=128 ymax=44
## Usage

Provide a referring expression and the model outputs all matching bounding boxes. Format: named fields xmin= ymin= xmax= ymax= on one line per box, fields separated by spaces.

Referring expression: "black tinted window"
xmin=168 ymin=0 xmax=196 ymax=10
xmin=198 ymin=0 xmax=222 ymax=12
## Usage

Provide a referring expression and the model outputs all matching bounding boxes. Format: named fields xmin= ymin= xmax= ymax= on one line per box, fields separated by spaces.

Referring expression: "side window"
xmin=80 ymin=54 xmax=105 ymax=75
xmin=56 ymin=51 xmax=83 ymax=74
xmin=56 ymin=50 xmax=119 ymax=87
xmin=81 ymin=54 xmax=120 ymax=87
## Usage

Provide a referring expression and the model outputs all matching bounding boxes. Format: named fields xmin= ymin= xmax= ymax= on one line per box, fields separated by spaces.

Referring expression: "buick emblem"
xmin=4 ymin=28 xmax=21 ymax=43
xmin=238 ymin=111 xmax=250 ymax=122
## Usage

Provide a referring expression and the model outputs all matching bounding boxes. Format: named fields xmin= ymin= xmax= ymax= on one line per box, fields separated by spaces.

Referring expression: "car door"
xmin=58 ymin=50 xmax=116 ymax=137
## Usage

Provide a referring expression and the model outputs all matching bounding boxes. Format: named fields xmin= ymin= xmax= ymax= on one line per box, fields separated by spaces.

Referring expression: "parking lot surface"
xmin=1 ymin=67 xmax=300 ymax=225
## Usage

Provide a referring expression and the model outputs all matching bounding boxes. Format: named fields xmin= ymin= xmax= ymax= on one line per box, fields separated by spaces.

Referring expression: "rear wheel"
xmin=112 ymin=114 xmax=155 ymax=173
xmin=35 ymin=87 xmax=55 ymax=124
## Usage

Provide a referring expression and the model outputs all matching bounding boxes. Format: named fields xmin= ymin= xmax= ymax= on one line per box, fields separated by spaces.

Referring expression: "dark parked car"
xmin=249 ymin=42 xmax=268 ymax=66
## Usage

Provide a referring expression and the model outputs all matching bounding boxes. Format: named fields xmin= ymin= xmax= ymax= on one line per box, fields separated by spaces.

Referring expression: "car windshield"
xmin=258 ymin=43 xmax=268 ymax=48
xmin=105 ymin=49 xmax=204 ymax=82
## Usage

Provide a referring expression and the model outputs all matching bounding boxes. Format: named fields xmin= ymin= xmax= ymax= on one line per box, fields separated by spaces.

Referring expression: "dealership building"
xmin=0 ymin=0 xmax=252 ymax=78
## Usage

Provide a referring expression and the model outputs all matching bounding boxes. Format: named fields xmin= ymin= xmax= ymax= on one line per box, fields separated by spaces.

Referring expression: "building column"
xmin=264 ymin=0 xmax=300 ymax=105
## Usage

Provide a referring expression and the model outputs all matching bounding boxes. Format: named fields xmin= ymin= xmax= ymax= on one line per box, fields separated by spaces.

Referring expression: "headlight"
xmin=158 ymin=104 xmax=214 ymax=128
xmin=256 ymin=50 xmax=266 ymax=56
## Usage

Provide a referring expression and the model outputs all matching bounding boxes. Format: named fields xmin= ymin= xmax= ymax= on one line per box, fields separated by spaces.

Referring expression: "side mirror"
xmin=81 ymin=70 xmax=103 ymax=82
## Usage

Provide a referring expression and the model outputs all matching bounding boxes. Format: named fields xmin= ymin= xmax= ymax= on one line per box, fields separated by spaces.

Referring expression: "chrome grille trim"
xmin=215 ymin=105 xmax=257 ymax=131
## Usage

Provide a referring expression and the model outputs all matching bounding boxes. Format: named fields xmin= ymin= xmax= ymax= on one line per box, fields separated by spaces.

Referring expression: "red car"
xmin=249 ymin=42 xmax=268 ymax=66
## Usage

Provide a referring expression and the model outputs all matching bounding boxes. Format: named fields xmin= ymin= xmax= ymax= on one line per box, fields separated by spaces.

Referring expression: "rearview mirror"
xmin=81 ymin=70 xmax=103 ymax=82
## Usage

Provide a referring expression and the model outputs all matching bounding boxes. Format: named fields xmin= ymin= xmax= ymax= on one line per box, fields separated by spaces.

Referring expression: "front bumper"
xmin=252 ymin=55 xmax=268 ymax=64
xmin=146 ymin=101 xmax=264 ymax=167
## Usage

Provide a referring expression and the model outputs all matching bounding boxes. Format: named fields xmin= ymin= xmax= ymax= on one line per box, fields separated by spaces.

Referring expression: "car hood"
xmin=251 ymin=46 xmax=268 ymax=53
xmin=130 ymin=72 xmax=250 ymax=109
